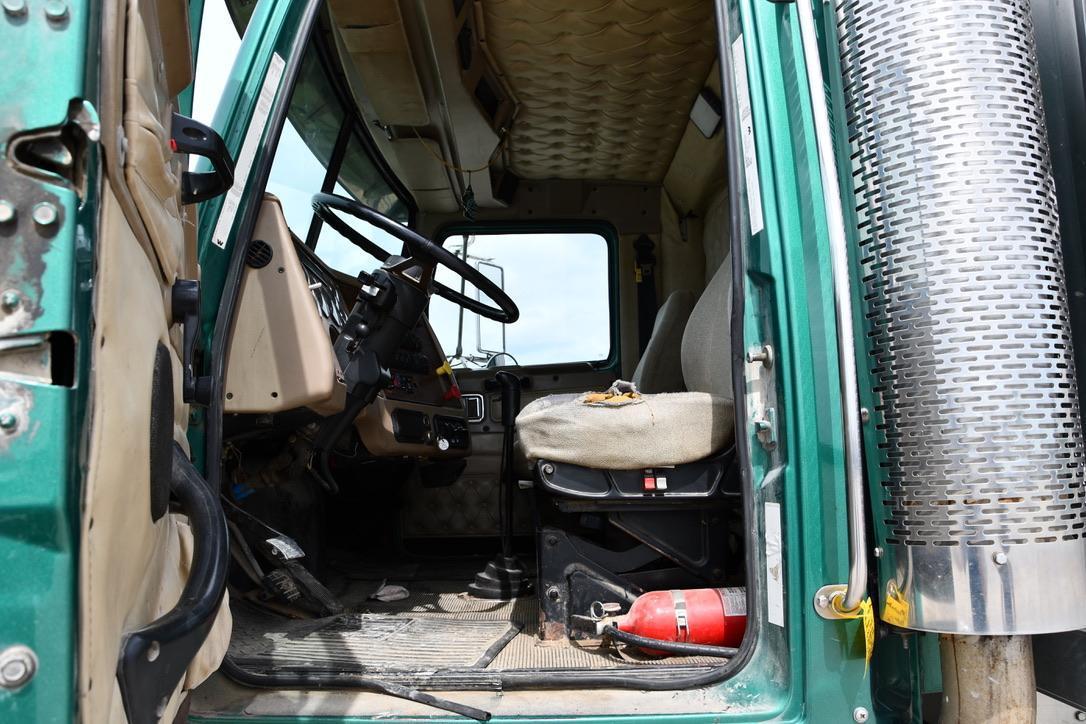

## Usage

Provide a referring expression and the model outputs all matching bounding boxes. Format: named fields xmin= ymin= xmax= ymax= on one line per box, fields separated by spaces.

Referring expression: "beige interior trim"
xmin=328 ymin=0 xmax=430 ymax=127
xmin=663 ymin=61 xmax=726 ymax=217
xmin=224 ymin=197 xmax=345 ymax=415
xmin=122 ymin=0 xmax=188 ymax=281
xmin=659 ymin=193 xmax=707 ymax=299
xmin=156 ymin=0 xmax=193 ymax=98
xmin=354 ymin=395 xmax=470 ymax=459
xmin=98 ymin=0 xmax=168 ymax=282
xmin=81 ymin=188 xmax=230 ymax=724
xmin=389 ymin=138 xmax=460 ymax=213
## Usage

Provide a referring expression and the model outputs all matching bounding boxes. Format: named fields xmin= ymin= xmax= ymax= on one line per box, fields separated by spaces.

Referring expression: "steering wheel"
xmin=311 ymin=193 xmax=519 ymax=324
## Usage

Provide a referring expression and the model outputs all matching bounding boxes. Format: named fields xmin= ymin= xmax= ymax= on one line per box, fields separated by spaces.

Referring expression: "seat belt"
xmin=633 ymin=234 xmax=657 ymax=355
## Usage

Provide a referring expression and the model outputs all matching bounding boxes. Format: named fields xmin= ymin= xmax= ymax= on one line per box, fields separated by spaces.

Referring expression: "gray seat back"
xmin=680 ymin=260 xmax=733 ymax=399
xmin=632 ymin=290 xmax=697 ymax=393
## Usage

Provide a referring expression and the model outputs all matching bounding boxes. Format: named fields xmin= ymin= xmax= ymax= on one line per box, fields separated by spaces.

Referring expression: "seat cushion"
xmin=517 ymin=391 xmax=734 ymax=469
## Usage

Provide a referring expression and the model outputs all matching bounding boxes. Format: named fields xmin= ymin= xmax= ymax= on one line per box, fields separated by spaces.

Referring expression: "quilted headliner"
xmin=480 ymin=0 xmax=717 ymax=182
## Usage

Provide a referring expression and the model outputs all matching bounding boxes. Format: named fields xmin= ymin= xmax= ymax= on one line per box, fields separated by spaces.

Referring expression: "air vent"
xmin=246 ymin=239 xmax=273 ymax=269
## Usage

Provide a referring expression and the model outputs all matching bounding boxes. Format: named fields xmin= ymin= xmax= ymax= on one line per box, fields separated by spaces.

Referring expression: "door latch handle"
xmin=171 ymin=279 xmax=213 ymax=406
xmin=170 ymin=113 xmax=235 ymax=205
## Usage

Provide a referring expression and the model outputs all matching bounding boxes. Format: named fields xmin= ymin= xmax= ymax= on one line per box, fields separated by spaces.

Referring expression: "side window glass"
xmin=429 ymin=232 xmax=612 ymax=368
xmin=263 ymin=48 xmax=411 ymax=275
xmin=190 ymin=0 xmax=245 ymax=130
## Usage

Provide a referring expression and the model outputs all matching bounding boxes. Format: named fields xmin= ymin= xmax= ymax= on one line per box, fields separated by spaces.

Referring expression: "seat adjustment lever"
xmin=171 ymin=279 xmax=213 ymax=406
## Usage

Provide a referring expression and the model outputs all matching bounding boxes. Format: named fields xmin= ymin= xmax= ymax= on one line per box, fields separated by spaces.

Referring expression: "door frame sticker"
xmin=211 ymin=52 xmax=286 ymax=249
xmin=731 ymin=34 xmax=765 ymax=236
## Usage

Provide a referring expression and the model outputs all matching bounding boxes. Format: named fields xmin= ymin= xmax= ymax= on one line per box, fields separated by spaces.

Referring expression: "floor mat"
xmin=230 ymin=605 xmax=520 ymax=672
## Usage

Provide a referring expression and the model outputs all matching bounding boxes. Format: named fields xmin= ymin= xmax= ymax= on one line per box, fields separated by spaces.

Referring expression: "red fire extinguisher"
xmin=601 ymin=588 xmax=747 ymax=657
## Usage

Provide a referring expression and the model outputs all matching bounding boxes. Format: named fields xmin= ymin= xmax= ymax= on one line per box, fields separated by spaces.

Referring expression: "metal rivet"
xmin=874 ymin=547 xmax=883 ymax=558
xmin=1 ymin=0 xmax=27 ymax=17
xmin=0 ymin=646 xmax=37 ymax=690
xmin=1073 ymin=711 xmax=1085 ymax=722
xmin=31 ymin=202 xmax=57 ymax=227
xmin=816 ymin=593 xmax=830 ymax=609
xmin=1 ymin=290 xmax=20 ymax=313
xmin=993 ymin=551 xmax=1008 ymax=565
xmin=0 ymin=413 xmax=17 ymax=433
xmin=43 ymin=0 xmax=67 ymax=21
xmin=546 ymin=586 xmax=561 ymax=602
xmin=146 ymin=641 xmax=160 ymax=662
xmin=0 ymin=201 xmax=14 ymax=224
xmin=541 ymin=463 xmax=555 ymax=475
xmin=853 ymin=707 xmax=870 ymax=723
xmin=860 ymin=407 xmax=871 ymax=423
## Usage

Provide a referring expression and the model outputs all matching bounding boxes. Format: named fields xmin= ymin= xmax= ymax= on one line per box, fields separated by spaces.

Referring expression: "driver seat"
xmin=517 ymin=257 xmax=734 ymax=470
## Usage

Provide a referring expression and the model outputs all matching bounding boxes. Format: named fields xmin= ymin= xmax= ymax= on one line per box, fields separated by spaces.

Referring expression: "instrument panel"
xmin=294 ymin=241 xmax=470 ymax=458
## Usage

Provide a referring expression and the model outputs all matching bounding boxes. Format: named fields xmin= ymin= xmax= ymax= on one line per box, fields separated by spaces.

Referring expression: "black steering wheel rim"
xmin=311 ymin=193 xmax=519 ymax=324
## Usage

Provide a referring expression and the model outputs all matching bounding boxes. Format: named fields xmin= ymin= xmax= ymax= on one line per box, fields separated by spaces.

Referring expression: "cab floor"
xmin=227 ymin=555 xmax=720 ymax=674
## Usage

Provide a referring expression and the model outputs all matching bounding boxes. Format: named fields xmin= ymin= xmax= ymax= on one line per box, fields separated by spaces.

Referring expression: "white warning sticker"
xmin=731 ymin=34 xmax=765 ymax=236
xmin=211 ymin=53 xmax=286 ymax=249
xmin=765 ymin=501 xmax=785 ymax=627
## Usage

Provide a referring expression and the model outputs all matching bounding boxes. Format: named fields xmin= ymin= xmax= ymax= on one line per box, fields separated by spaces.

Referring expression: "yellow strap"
xmin=837 ymin=597 xmax=875 ymax=675
xmin=882 ymin=589 xmax=910 ymax=628
xmin=861 ymin=598 xmax=874 ymax=674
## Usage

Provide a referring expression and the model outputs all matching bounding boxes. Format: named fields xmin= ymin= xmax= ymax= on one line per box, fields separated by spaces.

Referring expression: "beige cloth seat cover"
xmin=518 ymin=255 xmax=734 ymax=469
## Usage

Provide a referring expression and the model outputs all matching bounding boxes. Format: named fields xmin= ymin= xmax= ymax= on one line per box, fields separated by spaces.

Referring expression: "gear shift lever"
xmin=468 ymin=370 xmax=531 ymax=599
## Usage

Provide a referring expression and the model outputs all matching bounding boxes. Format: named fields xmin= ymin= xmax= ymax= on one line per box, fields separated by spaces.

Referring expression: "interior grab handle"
xmin=171 ymin=112 xmax=235 ymax=205
xmin=794 ymin=0 xmax=869 ymax=616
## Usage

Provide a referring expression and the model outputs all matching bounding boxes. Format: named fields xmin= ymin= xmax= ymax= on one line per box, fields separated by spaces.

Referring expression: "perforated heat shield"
xmin=836 ymin=0 xmax=1086 ymax=633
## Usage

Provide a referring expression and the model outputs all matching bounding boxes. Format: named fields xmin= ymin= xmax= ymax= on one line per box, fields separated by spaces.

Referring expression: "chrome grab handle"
xmin=794 ymin=0 xmax=868 ymax=615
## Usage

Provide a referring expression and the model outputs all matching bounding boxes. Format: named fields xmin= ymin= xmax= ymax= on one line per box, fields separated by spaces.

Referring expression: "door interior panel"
xmin=79 ymin=2 xmax=230 ymax=722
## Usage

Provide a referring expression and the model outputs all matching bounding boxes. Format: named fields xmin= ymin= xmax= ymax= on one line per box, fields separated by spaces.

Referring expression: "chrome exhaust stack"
xmin=836 ymin=0 xmax=1086 ymax=634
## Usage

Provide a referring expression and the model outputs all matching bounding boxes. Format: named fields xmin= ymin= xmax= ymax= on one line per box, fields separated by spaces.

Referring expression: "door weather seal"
xmin=116 ymin=444 xmax=229 ymax=724
xmin=220 ymin=658 xmax=493 ymax=721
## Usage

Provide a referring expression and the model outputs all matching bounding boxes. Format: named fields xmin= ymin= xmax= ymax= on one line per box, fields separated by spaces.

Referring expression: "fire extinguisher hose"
xmin=603 ymin=625 xmax=739 ymax=658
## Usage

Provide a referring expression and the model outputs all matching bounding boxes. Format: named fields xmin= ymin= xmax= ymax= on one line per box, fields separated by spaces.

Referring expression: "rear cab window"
xmin=428 ymin=230 xmax=615 ymax=369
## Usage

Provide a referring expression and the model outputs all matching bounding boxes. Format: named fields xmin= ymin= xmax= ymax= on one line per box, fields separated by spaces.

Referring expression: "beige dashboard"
xmin=224 ymin=195 xmax=469 ymax=459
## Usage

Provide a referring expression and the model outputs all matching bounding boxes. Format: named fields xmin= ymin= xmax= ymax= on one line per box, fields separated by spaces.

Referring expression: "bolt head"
xmin=993 ymin=551 xmax=1008 ymax=565
xmin=541 ymin=463 xmax=555 ymax=475
xmin=1073 ymin=711 xmax=1085 ymax=722
xmin=0 ymin=200 xmax=14 ymax=223
xmin=546 ymin=586 xmax=560 ymax=602
xmin=816 ymin=593 xmax=830 ymax=609
xmin=0 ymin=646 xmax=37 ymax=690
xmin=1 ymin=290 xmax=19 ymax=313
xmin=1 ymin=0 xmax=27 ymax=17
xmin=874 ymin=547 xmax=883 ymax=558
xmin=43 ymin=0 xmax=67 ymax=21
xmin=0 ymin=413 xmax=17 ymax=432
xmin=31 ymin=202 xmax=57 ymax=227
xmin=853 ymin=707 xmax=870 ymax=723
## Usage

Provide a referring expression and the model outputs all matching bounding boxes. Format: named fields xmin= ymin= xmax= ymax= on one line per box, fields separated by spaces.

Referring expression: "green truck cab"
xmin=1 ymin=0 xmax=1084 ymax=721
